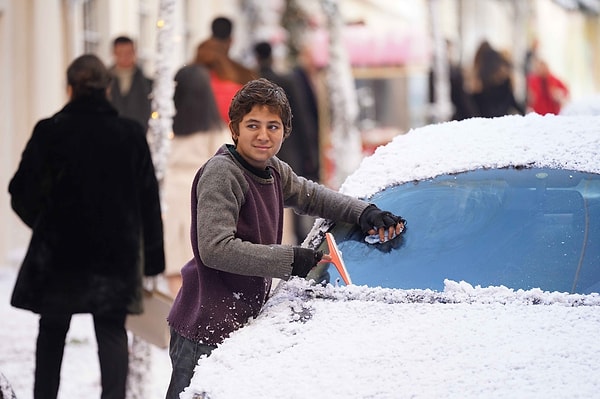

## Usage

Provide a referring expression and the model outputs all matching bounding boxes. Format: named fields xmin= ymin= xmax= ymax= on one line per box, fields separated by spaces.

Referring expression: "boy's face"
xmin=231 ymin=105 xmax=284 ymax=169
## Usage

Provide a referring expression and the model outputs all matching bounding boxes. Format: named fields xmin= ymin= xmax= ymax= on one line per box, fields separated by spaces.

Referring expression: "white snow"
xmin=0 ymin=266 xmax=172 ymax=399
xmin=2 ymin=112 xmax=600 ymax=399
xmin=339 ymin=114 xmax=600 ymax=200
xmin=182 ymin=279 xmax=600 ymax=399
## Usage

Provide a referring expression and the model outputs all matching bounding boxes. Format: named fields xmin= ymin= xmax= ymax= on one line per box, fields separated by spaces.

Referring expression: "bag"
xmin=126 ymin=285 xmax=173 ymax=349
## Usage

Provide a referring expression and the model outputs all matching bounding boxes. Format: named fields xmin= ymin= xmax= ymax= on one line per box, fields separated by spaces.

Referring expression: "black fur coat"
xmin=8 ymin=96 xmax=165 ymax=316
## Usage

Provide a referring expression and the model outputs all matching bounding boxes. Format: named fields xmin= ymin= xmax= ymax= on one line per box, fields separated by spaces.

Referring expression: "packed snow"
xmin=2 ymin=113 xmax=600 ymax=399
xmin=183 ymin=279 xmax=600 ymax=399
xmin=338 ymin=113 xmax=600 ymax=200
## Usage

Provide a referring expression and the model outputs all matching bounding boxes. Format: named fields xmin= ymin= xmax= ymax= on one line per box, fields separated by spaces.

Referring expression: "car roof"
xmin=338 ymin=114 xmax=600 ymax=201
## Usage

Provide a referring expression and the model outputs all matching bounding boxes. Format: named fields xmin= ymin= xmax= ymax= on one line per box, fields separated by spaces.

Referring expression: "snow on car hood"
xmin=183 ymin=278 xmax=600 ymax=399
xmin=339 ymin=114 xmax=600 ymax=200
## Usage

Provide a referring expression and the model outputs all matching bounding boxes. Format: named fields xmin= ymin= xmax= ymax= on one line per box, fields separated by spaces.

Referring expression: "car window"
xmin=311 ymin=168 xmax=600 ymax=294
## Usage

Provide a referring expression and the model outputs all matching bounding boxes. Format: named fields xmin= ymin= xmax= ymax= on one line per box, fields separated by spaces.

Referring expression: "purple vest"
xmin=167 ymin=149 xmax=283 ymax=345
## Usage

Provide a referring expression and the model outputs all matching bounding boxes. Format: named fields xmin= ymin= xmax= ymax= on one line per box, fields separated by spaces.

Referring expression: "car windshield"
xmin=313 ymin=167 xmax=600 ymax=294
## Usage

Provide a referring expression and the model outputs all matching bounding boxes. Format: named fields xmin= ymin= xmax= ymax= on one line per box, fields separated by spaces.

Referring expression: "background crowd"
xmin=429 ymin=37 xmax=570 ymax=123
xmin=105 ymin=16 xmax=324 ymax=296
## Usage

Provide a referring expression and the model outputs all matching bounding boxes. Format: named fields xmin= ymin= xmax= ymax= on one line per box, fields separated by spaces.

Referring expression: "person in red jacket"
xmin=195 ymin=16 xmax=256 ymax=123
xmin=527 ymin=57 xmax=569 ymax=115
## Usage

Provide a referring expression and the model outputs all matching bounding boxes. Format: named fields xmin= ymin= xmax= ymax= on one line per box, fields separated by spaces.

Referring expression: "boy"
xmin=165 ymin=78 xmax=405 ymax=397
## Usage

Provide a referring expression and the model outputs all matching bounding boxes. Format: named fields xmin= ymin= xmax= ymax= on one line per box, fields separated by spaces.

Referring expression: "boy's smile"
xmin=231 ymin=105 xmax=284 ymax=169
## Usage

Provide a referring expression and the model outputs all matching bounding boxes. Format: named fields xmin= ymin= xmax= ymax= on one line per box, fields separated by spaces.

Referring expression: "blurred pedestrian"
xmin=8 ymin=54 xmax=165 ymax=399
xmin=253 ymin=40 xmax=318 ymax=244
xmin=164 ymin=78 xmax=406 ymax=398
xmin=290 ymin=44 xmax=321 ymax=183
xmin=163 ymin=48 xmax=229 ymax=296
xmin=108 ymin=36 xmax=153 ymax=131
xmin=527 ymin=57 xmax=569 ymax=115
xmin=523 ymin=37 xmax=540 ymax=106
xmin=428 ymin=39 xmax=476 ymax=122
xmin=195 ymin=16 xmax=257 ymax=123
xmin=289 ymin=45 xmax=323 ymax=236
xmin=469 ymin=40 xmax=525 ymax=118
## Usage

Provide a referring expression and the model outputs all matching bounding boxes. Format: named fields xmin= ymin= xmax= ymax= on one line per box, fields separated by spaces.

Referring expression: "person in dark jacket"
xmin=469 ymin=40 xmax=525 ymax=118
xmin=8 ymin=54 xmax=165 ymax=399
xmin=108 ymin=36 xmax=153 ymax=131
xmin=164 ymin=78 xmax=406 ymax=398
xmin=428 ymin=39 xmax=476 ymax=121
xmin=253 ymin=41 xmax=319 ymax=244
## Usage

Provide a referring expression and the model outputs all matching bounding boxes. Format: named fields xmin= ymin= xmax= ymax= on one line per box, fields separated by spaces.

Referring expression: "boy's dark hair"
xmin=211 ymin=17 xmax=233 ymax=40
xmin=113 ymin=36 xmax=134 ymax=48
xmin=67 ymin=54 xmax=112 ymax=99
xmin=228 ymin=78 xmax=292 ymax=141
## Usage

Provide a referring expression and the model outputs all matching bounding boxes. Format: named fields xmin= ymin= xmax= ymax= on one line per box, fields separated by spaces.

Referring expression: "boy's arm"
xmin=195 ymin=157 xmax=295 ymax=279
xmin=274 ymin=157 xmax=370 ymax=223
xmin=274 ymin=157 xmax=406 ymax=242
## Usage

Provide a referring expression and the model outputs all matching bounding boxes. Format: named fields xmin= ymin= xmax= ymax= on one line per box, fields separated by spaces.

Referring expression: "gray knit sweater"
xmin=167 ymin=145 xmax=368 ymax=345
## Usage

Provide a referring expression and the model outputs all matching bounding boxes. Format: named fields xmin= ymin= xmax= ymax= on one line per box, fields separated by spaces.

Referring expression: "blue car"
xmin=183 ymin=114 xmax=600 ymax=399
xmin=308 ymin=166 xmax=600 ymax=294
xmin=303 ymin=114 xmax=600 ymax=295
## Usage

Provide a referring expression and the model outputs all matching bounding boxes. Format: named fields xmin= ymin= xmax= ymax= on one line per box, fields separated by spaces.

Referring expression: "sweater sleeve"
xmin=272 ymin=157 xmax=370 ymax=224
xmin=195 ymin=156 xmax=295 ymax=280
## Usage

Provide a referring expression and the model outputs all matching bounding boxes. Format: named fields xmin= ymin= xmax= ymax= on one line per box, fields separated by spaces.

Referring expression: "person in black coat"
xmin=469 ymin=40 xmax=525 ymax=118
xmin=8 ymin=54 xmax=165 ymax=399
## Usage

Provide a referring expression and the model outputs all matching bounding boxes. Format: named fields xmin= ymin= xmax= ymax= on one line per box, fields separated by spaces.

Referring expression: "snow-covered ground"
xmin=0 ymin=264 xmax=173 ymax=399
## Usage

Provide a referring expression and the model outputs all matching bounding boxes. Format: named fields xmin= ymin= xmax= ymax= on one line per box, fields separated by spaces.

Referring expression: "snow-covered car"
xmin=182 ymin=114 xmax=600 ymax=399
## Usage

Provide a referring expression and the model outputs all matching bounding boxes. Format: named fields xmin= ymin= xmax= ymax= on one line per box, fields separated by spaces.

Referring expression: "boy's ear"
xmin=228 ymin=122 xmax=238 ymax=144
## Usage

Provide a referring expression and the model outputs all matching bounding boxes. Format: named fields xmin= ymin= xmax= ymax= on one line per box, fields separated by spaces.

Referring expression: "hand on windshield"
xmin=359 ymin=204 xmax=406 ymax=242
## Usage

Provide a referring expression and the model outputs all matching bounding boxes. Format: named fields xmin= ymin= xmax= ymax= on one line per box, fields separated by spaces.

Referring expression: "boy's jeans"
xmin=165 ymin=328 xmax=216 ymax=399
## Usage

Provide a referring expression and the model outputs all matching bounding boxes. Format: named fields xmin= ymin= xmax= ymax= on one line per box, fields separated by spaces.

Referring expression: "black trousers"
xmin=34 ymin=312 xmax=128 ymax=399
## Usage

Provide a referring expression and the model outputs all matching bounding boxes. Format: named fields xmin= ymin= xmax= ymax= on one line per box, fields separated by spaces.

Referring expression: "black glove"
xmin=359 ymin=204 xmax=406 ymax=235
xmin=291 ymin=247 xmax=324 ymax=278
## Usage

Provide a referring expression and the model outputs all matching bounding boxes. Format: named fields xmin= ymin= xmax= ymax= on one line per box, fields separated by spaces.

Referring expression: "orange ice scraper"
xmin=325 ymin=232 xmax=352 ymax=285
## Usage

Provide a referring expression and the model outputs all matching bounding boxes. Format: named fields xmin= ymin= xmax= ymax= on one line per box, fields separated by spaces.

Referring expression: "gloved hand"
xmin=359 ymin=204 xmax=406 ymax=237
xmin=291 ymin=247 xmax=324 ymax=278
